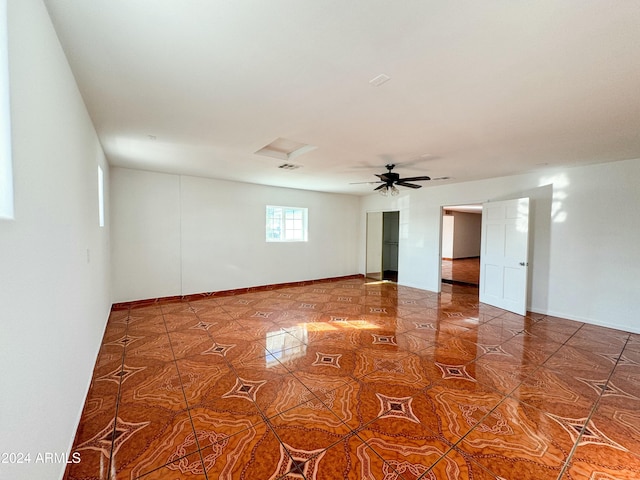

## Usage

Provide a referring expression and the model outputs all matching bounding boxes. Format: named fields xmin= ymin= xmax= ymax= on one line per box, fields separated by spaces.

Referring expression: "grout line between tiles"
xmin=106 ymin=305 xmax=131 ymax=478
xmin=136 ymin=450 xmax=202 ymax=479
xmin=423 ymin=323 xmax=580 ymax=480
xmin=158 ymin=303 xmax=209 ymax=480
xmin=184 ymin=297 xmax=281 ymax=470
xmin=212 ymin=286 xmax=373 ymax=479
xmin=556 ymin=334 xmax=632 ymax=480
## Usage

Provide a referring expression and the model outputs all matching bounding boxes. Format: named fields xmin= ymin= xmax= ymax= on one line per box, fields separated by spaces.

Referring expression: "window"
xmin=0 ymin=0 xmax=13 ymax=219
xmin=266 ymin=206 xmax=308 ymax=242
xmin=98 ymin=165 xmax=105 ymax=227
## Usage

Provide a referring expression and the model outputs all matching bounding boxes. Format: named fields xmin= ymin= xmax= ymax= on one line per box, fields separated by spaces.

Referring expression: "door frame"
xmin=437 ymin=203 xmax=483 ymax=292
xmin=365 ymin=209 xmax=400 ymax=282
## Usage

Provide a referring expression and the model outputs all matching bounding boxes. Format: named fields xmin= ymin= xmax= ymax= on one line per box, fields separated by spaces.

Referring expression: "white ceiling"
xmin=43 ymin=1 xmax=640 ymax=195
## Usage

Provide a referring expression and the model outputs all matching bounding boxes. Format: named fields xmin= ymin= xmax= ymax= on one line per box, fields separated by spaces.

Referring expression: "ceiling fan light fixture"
xmin=364 ymin=164 xmax=432 ymax=194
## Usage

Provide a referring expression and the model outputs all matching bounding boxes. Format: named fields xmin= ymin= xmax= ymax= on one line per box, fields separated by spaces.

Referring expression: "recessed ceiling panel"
xmin=255 ymin=138 xmax=317 ymax=161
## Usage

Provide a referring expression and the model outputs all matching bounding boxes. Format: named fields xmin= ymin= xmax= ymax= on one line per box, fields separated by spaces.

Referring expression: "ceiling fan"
xmin=351 ymin=164 xmax=445 ymax=196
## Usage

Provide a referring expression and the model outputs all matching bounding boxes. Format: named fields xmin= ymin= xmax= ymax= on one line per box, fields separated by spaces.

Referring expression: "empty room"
xmin=2 ymin=1 xmax=640 ymax=479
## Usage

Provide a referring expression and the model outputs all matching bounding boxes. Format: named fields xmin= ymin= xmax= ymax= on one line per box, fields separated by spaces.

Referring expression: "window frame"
xmin=0 ymin=0 xmax=13 ymax=220
xmin=98 ymin=165 xmax=105 ymax=227
xmin=265 ymin=205 xmax=308 ymax=243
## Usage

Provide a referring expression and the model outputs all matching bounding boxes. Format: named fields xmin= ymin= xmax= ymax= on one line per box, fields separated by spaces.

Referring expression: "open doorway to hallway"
xmin=366 ymin=211 xmax=399 ymax=282
xmin=441 ymin=204 xmax=482 ymax=287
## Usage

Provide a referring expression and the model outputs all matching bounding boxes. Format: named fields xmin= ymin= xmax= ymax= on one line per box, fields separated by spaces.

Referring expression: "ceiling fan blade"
xmin=397 ymin=175 xmax=431 ymax=182
xmin=349 ymin=181 xmax=384 ymax=185
xmin=375 ymin=173 xmax=392 ymax=182
xmin=396 ymin=181 xmax=422 ymax=189
xmin=399 ymin=155 xmax=441 ymax=167
xmin=374 ymin=184 xmax=388 ymax=191
xmin=349 ymin=162 xmax=382 ymax=170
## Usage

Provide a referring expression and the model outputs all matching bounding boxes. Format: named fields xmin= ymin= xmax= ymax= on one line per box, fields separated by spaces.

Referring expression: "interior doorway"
xmin=366 ymin=211 xmax=399 ymax=281
xmin=479 ymin=198 xmax=530 ymax=315
xmin=440 ymin=204 xmax=482 ymax=287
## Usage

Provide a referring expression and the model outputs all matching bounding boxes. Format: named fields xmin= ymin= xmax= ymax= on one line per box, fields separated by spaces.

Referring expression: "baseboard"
xmin=112 ymin=274 xmax=365 ymax=310
xmin=528 ymin=307 xmax=640 ymax=334
xmin=441 ymin=278 xmax=479 ymax=287
xmin=65 ymin=305 xmax=112 ymax=478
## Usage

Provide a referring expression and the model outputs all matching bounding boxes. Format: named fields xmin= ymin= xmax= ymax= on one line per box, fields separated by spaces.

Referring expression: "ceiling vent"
xmin=369 ymin=73 xmax=391 ymax=87
xmin=255 ymin=137 xmax=317 ymax=161
xmin=278 ymin=163 xmax=301 ymax=170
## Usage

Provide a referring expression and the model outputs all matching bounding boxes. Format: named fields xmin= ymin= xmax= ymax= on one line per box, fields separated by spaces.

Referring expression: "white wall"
xmin=110 ymin=168 xmax=181 ymax=300
xmin=0 ymin=1 xmax=111 ymax=479
xmin=360 ymin=158 xmax=640 ymax=333
xmin=451 ymin=211 xmax=481 ymax=258
xmin=365 ymin=211 xmax=383 ymax=278
xmin=111 ymin=167 xmax=360 ymax=302
xmin=441 ymin=214 xmax=454 ymax=258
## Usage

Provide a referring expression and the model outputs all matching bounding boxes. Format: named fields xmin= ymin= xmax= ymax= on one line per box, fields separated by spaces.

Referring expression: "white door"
xmin=479 ymin=198 xmax=530 ymax=315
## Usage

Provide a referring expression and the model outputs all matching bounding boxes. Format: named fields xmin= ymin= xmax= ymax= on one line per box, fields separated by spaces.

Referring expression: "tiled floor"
xmin=442 ymin=257 xmax=480 ymax=286
xmin=65 ymin=278 xmax=640 ymax=479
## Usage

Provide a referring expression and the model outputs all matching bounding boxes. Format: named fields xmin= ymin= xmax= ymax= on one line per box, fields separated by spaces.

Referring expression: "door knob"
xmin=519 ymin=262 xmax=528 ymax=266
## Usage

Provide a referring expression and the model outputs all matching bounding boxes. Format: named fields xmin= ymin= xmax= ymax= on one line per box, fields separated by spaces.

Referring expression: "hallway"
xmin=441 ymin=257 xmax=480 ymax=286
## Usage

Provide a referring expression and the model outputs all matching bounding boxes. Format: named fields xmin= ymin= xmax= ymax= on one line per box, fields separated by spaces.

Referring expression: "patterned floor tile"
xmin=266 ymin=432 xmax=363 ymax=480
xmin=354 ymin=380 xmax=441 ymax=435
xmin=428 ymin=448 xmax=508 ymax=480
xmin=98 ymin=410 xmax=195 ymax=479
xmin=544 ymin=344 xmax=618 ymax=378
xmin=356 ymin=432 xmax=454 ymax=479
xmin=196 ymin=370 xmax=265 ymax=424
xmin=564 ymin=454 xmax=640 ymax=480
xmin=473 ymin=357 xmax=538 ymax=395
xmin=138 ymin=451 xmax=208 ymax=479
xmin=354 ymin=348 xmax=432 ymax=389
xmin=425 ymin=383 xmax=507 ymax=443
xmin=126 ymin=332 xmax=176 ymax=363
xmin=509 ymin=366 xmax=600 ymax=417
xmin=193 ymin=422 xmax=296 ymax=479
xmin=65 ymin=279 xmax=640 ymax=480
xmin=453 ymin=397 xmax=568 ymax=479
xmin=587 ymin=396 xmax=640 ymax=460
xmin=173 ymin=358 xmax=230 ymax=407
xmin=500 ymin=333 xmax=562 ymax=366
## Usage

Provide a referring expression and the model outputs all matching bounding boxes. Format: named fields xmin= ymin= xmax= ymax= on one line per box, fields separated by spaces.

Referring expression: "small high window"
xmin=98 ymin=165 xmax=105 ymax=227
xmin=0 ymin=0 xmax=13 ymax=220
xmin=266 ymin=206 xmax=308 ymax=242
